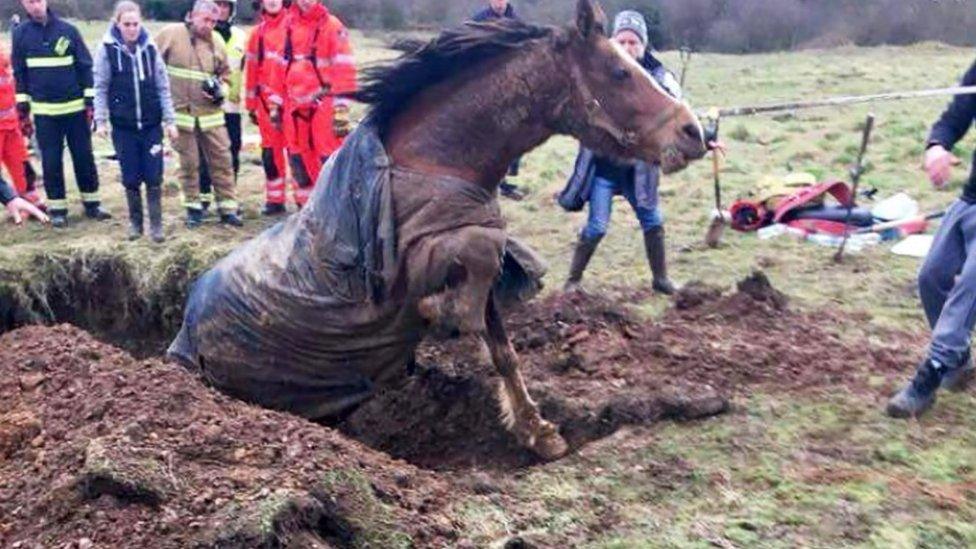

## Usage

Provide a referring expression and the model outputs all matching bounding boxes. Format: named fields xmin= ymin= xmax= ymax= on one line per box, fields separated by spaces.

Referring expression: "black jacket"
xmin=929 ymin=58 xmax=976 ymax=202
xmin=12 ymin=9 xmax=94 ymax=117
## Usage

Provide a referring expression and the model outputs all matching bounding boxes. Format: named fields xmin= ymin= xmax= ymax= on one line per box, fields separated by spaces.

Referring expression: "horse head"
xmin=558 ymin=0 xmax=707 ymax=173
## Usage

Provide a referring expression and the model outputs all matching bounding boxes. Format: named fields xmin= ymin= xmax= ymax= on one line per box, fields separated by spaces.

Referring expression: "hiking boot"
xmin=125 ymin=189 xmax=144 ymax=241
xmin=146 ymin=186 xmax=165 ymax=243
xmin=941 ymin=351 xmax=974 ymax=392
xmin=220 ymin=212 xmax=244 ymax=227
xmin=50 ymin=213 xmax=68 ymax=229
xmin=185 ymin=208 xmax=204 ymax=229
xmin=499 ymin=181 xmax=526 ymax=201
xmin=262 ymin=203 xmax=287 ymax=216
xmin=644 ymin=226 xmax=676 ymax=295
xmin=886 ymin=359 xmax=946 ymax=418
xmin=84 ymin=204 xmax=113 ymax=221
xmin=564 ymin=236 xmax=601 ymax=292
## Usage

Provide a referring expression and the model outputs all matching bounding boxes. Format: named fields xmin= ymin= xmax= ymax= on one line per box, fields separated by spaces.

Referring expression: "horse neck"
xmin=384 ymin=42 xmax=570 ymax=189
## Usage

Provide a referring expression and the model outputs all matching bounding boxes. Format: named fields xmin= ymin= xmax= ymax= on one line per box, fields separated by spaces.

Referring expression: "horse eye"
xmin=612 ymin=67 xmax=630 ymax=81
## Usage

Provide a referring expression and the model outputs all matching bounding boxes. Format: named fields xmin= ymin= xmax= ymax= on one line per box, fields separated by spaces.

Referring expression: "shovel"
xmin=705 ymin=149 xmax=726 ymax=248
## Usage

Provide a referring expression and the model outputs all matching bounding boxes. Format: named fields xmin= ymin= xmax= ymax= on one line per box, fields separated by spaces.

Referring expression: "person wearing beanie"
xmin=560 ymin=10 xmax=716 ymax=295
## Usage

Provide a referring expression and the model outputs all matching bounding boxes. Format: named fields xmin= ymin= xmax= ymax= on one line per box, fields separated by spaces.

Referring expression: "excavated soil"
xmin=0 ymin=273 xmax=924 ymax=546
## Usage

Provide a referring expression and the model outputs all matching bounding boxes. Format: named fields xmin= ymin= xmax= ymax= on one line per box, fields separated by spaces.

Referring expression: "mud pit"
xmin=0 ymin=273 xmax=922 ymax=546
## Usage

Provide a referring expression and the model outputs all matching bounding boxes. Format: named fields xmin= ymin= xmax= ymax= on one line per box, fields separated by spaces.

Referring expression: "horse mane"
xmin=354 ymin=19 xmax=557 ymax=133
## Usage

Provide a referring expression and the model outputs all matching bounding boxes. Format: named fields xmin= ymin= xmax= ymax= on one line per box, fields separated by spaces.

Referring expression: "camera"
xmin=202 ymin=76 xmax=225 ymax=106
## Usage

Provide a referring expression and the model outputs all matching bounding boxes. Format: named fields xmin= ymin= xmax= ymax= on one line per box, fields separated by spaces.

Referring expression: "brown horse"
xmin=168 ymin=0 xmax=705 ymax=462
xmin=357 ymin=0 xmax=705 ymax=457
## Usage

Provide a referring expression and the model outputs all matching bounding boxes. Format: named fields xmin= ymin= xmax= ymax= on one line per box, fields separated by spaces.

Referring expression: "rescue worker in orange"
xmin=0 ymin=39 xmax=43 ymax=209
xmin=275 ymin=0 xmax=356 ymax=204
xmin=244 ymin=0 xmax=292 ymax=215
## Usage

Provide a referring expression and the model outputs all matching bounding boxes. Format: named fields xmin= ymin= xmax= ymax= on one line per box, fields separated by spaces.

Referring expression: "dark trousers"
xmin=199 ymin=112 xmax=241 ymax=203
xmin=35 ymin=111 xmax=100 ymax=213
xmin=112 ymin=125 xmax=164 ymax=190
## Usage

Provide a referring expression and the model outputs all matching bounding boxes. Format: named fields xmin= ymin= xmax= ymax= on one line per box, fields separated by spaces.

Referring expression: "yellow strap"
xmin=16 ymin=93 xmax=31 ymax=104
xmin=32 ymin=98 xmax=85 ymax=116
xmin=80 ymin=192 xmax=101 ymax=202
xmin=47 ymin=199 xmax=69 ymax=209
xmin=84 ymin=88 xmax=95 ymax=98
xmin=26 ymin=56 xmax=75 ymax=68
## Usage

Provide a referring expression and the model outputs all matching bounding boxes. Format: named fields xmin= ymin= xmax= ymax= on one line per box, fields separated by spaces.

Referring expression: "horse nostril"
xmin=682 ymin=123 xmax=703 ymax=143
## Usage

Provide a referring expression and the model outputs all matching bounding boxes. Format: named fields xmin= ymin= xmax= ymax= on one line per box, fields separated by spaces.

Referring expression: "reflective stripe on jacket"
xmin=11 ymin=9 xmax=94 ymax=117
xmin=155 ymin=23 xmax=229 ymax=129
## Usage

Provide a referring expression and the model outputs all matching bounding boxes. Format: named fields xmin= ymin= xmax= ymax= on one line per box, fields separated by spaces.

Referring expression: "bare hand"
xmin=96 ymin=125 xmax=109 ymax=141
xmin=924 ymin=145 xmax=961 ymax=189
xmin=707 ymin=140 xmax=727 ymax=156
xmin=6 ymin=197 xmax=50 ymax=225
xmin=165 ymin=124 xmax=179 ymax=142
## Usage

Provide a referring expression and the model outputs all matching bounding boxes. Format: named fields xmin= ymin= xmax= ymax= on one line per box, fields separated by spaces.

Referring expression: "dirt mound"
xmin=340 ymin=274 xmax=919 ymax=470
xmin=0 ymin=325 xmax=458 ymax=548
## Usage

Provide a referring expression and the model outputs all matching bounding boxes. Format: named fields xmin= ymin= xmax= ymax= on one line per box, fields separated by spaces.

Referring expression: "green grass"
xmin=3 ymin=25 xmax=976 ymax=548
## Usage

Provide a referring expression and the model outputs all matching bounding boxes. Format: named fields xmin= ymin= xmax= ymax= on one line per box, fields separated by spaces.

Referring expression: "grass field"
xmin=2 ymin=21 xmax=976 ymax=548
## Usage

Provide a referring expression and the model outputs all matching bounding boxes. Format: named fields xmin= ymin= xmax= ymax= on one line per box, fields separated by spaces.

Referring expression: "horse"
xmin=168 ymin=0 xmax=706 ymax=462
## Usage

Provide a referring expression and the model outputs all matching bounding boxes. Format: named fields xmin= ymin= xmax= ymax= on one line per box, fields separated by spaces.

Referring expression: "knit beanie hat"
xmin=613 ymin=10 xmax=648 ymax=46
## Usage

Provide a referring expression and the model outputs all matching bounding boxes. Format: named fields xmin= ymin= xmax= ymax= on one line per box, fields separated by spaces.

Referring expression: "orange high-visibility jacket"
xmin=244 ymin=8 xmax=289 ymax=112
xmin=0 ymin=43 xmax=19 ymax=130
xmin=275 ymin=3 xmax=356 ymax=110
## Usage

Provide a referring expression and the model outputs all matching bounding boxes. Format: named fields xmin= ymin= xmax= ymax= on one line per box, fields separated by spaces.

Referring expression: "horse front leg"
xmin=484 ymin=295 xmax=568 ymax=461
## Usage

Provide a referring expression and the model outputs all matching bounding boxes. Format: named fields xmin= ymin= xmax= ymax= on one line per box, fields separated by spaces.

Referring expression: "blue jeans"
xmin=919 ymin=199 xmax=976 ymax=368
xmin=581 ymin=176 xmax=663 ymax=241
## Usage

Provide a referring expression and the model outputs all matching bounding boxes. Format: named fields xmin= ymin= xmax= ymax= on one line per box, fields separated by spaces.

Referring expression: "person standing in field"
xmin=559 ymin=11 xmax=685 ymax=296
xmin=244 ymin=0 xmax=293 ymax=215
xmin=93 ymin=1 xmax=177 ymax=242
xmin=13 ymin=0 xmax=111 ymax=228
xmin=0 ymin=37 xmax=44 ymax=210
xmin=156 ymin=0 xmax=242 ymax=228
xmin=887 ymin=58 xmax=976 ymax=417
xmin=470 ymin=0 xmax=526 ymax=201
xmin=198 ymin=0 xmax=247 ymax=213
xmin=273 ymin=0 xmax=356 ymax=206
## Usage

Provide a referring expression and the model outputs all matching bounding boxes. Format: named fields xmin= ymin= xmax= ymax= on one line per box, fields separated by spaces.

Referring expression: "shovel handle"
xmin=712 ymin=149 xmax=722 ymax=211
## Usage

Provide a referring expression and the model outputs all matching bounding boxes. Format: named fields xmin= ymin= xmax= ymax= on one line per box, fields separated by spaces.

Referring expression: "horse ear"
xmin=576 ymin=0 xmax=607 ymax=40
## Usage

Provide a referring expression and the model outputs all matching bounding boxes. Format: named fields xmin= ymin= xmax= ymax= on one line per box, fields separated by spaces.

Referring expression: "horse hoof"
xmin=532 ymin=430 xmax=569 ymax=461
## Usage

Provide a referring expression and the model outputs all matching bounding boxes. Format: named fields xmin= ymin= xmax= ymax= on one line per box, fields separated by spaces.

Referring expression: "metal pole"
xmin=835 ymin=114 xmax=875 ymax=263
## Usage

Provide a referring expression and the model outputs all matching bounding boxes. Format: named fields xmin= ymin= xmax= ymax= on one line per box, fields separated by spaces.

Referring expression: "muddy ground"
xmin=0 ymin=274 xmax=921 ymax=547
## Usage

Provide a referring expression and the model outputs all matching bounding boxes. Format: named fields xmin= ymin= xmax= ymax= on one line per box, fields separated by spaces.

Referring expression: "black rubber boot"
xmin=220 ymin=212 xmax=244 ymax=227
xmin=644 ymin=226 xmax=676 ymax=295
xmin=262 ymin=203 xmax=287 ymax=216
xmin=124 ymin=189 xmax=143 ymax=241
xmin=51 ymin=213 xmax=68 ymax=229
xmin=564 ymin=236 xmax=601 ymax=292
xmin=887 ymin=359 xmax=946 ymax=418
xmin=146 ymin=186 xmax=165 ymax=243
xmin=84 ymin=204 xmax=113 ymax=221
xmin=185 ymin=208 xmax=204 ymax=229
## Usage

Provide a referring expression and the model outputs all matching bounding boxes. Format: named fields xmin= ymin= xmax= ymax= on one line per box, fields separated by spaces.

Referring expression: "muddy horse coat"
xmin=169 ymin=0 xmax=707 ymax=460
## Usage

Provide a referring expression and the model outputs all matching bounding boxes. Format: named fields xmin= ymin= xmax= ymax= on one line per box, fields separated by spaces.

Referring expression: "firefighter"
xmin=276 ymin=0 xmax=356 ymax=205
xmin=198 ymin=0 xmax=247 ymax=212
xmin=156 ymin=0 xmax=243 ymax=228
xmin=13 ymin=0 xmax=111 ymax=228
xmin=0 ymin=37 xmax=44 ymax=209
xmin=245 ymin=0 xmax=292 ymax=215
